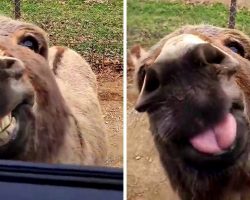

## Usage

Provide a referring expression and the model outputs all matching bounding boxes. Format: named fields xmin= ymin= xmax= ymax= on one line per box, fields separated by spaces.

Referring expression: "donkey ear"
xmin=128 ymin=45 xmax=150 ymax=93
xmin=130 ymin=45 xmax=147 ymax=59
xmin=128 ymin=45 xmax=148 ymax=72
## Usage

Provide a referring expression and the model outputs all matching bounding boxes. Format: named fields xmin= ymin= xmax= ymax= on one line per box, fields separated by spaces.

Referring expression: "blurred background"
xmin=0 ymin=0 xmax=123 ymax=168
xmin=128 ymin=0 xmax=250 ymax=49
xmin=2 ymin=0 xmax=123 ymax=72
xmin=127 ymin=1 xmax=250 ymax=200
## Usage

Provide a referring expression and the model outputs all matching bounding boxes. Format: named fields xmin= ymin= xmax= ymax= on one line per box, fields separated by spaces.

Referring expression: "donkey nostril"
xmin=135 ymin=68 xmax=161 ymax=112
xmin=14 ymin=69 xmax=24 ymax=80
xmin=0 ymin=58 xmax=16 ymax=69
xmin=5 ymin=59 xmax=15 ymax=68
xmin=190 ymin=43 xmax=239 ymax=77
xmin=145 ymin=68 xmax=160 ymax=93
xmin=191 ymin=43 xmax=226 ymax=66
xmin=0 ymin=58 xmax=24 ymax=80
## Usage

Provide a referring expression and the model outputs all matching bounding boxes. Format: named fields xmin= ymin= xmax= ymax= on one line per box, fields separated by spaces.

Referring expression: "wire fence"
xmin=11 ymin=0 xmax=123 ymax=73
xmin=228 ymin=0 xmax=237 ymax=28
xmin=13 ymin=0 xmax=21 ymax=19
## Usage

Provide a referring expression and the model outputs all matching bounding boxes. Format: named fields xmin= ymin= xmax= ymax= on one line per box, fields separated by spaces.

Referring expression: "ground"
xmin=127 ymin=85 xmax=178 ymax=200
xmin=127 ymin=0 xmax=250 ymax=199
xmin=97 ymin=71 xmax=123 ymax=168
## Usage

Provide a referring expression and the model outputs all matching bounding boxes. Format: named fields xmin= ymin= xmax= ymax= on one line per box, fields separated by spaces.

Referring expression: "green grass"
xmin=128 ymin=0 xmax=250 ymax=48
xmin=0 ymin=0 xmax=123 ymax=62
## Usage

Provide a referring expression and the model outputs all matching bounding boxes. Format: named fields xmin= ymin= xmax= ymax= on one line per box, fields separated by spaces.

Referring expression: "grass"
xmin=128 ymin=0 xmax=250 ymax=48
xmin=0 ymin=0 xmax=123 ymax=64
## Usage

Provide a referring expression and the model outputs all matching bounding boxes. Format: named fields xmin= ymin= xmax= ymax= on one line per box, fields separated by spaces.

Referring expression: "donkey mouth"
xmin=190 ymin=113 xmax=237 ymax=155
xmin=176 ymin=101 xmax=249 ymax=171
xmin=0 ymin=99 xmax=34 ymax=146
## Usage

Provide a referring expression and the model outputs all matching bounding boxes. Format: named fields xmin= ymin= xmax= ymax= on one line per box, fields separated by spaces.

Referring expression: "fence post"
xmin=228 ymin=0 xmax=237 ymax=29
xmin=13 ymin=0 xmax=21 ymax=19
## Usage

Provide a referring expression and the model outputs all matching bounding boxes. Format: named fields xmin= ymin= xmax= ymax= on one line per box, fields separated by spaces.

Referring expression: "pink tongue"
xmin=190 ymin=113 xmax=237 ymax=154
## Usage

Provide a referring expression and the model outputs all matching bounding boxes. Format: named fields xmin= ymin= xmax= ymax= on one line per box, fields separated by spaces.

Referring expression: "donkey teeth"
xmin=7 ymin=118 xmax=16 ymax=134
xmin=0 ymin=114 xmax=15 ymax=134
xmin=0 ymin=114 xmax=10 ymax=128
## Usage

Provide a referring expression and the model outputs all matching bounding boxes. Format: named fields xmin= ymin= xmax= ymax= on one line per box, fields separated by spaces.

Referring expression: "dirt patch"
xmin=97 ymin=71 xmax=123 ymax=168
xmin=85 ymin=0 xmax=107 ymax=3
xmin=181 ymin=0 xmax=250 ymax=8
xmin=127 ymin=82 xmax=179 ymax=200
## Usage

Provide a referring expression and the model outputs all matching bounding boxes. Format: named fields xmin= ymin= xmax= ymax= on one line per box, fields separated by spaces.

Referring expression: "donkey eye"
xmin=19 ymin=36 xmax=39 ymax=53
xmin=229 ymin=46 xmax=239 ymax=53
xmin=226 ymin=41 xmax=245 ymax=57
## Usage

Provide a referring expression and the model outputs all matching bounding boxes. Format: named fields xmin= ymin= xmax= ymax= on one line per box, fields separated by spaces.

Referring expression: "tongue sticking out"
xmin=190 ymin=113 xmax=237 ymax=154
